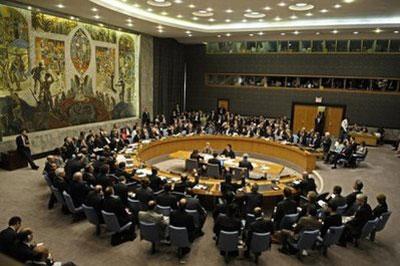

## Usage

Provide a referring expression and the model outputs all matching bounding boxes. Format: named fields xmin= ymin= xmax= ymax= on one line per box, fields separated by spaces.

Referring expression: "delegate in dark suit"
xmin=273 ymin=197 xmax=297 ymax=228
xmin=68 ymin=180 xmax=90 ymax=208
xmin=170 ymin=208 xmax=195 ymax=242
xmin=0 ymin=227 xmax=18 ymax=255
xmin=16 ymin=132 xmax=38 ymax=169
xmin=103 ymin=195 xmax=132 ymax=226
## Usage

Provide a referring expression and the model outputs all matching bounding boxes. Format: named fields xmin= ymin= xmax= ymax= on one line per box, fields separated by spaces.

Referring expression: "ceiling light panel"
xmin=147 ymin=0 xmax=172 ymax=7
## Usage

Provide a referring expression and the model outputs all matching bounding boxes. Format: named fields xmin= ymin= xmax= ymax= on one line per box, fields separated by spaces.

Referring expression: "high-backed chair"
xmin=355 ymin=218 xmax=379 ymax=247
xmin=336 ymin=204 xmax=348 ymax=215
xmin=279 ymin=213 xmax=299 ymax=230
xmin=62 ymin=191 xmax=83 ymax=222
xmin=82 ymin=204 xmax=101 ymax=235
xmin=218 ymin=230 xmax=239 ymax=263
xmin=101 ymin=210 xmax=133 ymax=246
xmin=231 ymin=167 xmax=248 ymax=180
xmin=169 ymin=225 xmax=191 ymax=259
xmin=139 ymin=222 xmax=160 ymax=254
xmin=320 ymin=225 xmax=345 ymax=256
xmin=185 ymin=159 xmax=199 ymax=172
xmin=156 ymin=205 xmax=171 ymax=217
xmin=370 ymin=211 xmax=392 ymax=241
xmin=185 ymin=209 xmax=200 ymax=229
xmin=249 ymin=232 xmax=271 ymax=263
xmin=207 ymin=163 xmax=220 ymax=178
xmin=127 ymin=198 xmax=142 ymax=214
xmin=245 ymin=213 xmax=256 ymax=228
xmin=289 ymin=230 xmax=320 ymax=260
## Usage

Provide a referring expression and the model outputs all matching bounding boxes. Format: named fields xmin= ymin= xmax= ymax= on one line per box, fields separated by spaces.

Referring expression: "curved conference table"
xmin=123 ymin=135 xmax=320 ymax=199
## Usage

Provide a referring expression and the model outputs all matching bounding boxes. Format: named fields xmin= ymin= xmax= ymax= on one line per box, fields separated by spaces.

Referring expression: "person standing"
xmin=16 ymin=129 xmax=39 ymax=170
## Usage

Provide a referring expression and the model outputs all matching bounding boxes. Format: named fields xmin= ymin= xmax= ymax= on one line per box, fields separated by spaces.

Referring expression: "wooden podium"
xmin=0 ymin=150 xmax=28 ymax=171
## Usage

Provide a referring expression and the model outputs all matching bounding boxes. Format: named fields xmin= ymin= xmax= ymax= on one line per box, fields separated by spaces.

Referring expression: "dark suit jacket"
xmin=246 ymin=217 xmax=274 ymax=245
xmin=114 ymin=183 xmax=128 ymax=205
xmin=274 ymin=198 xmax=297 ymax=227
xmin=221 ymin=149 xmax=236 ymax=159
xmin=102 ymin=195 xmax=131 ymax=226
xmin=0 ymin=227 xmax=17 ymax=255
xmin=239 ymin=160 xmax=254 ymax=171
xmin=136 ymin=187 xmax=154 ymax=204
xmin=156 ymin=191 xmax=177 ymax=209
xmin=213 ymin=215 xmax=241 ymax=236
xmin=208 ymin=158 xmax=222 ymax=172
xmin=68 ymin=181 xmax=90 ymax=208
xmin=372 ymin=202 xmax=388 ymax=219
xmin=345 ymin=190 xmax=362 ymax=209
xmin=96 ymin=174 xmax=112 ymax=190
xmin=85 ymin=191 xmax=103 ymax=216
xmin=148 ymin=174 xmax=163 ymax=192
xmin=16 ymin=135 xmax=30 ymax=153
xmin=65 ymin=159 xmax=84 ymax=179
xmin=347 ymin=203 xmax=372 ymax=235
xmin=243 ymin=192 xmax=263 ymax=214
xmin=170 ymin=209 xmax=195 ymax=242
xmin=321 ymin=213 xmax=342 ymax=237
xmin=10 ymin=241 xmax=35 ymax=263
xmin=328 ymin=195 xmax=347 ymax=209
xmin=299 ymin=178 xmax=317 ymax=196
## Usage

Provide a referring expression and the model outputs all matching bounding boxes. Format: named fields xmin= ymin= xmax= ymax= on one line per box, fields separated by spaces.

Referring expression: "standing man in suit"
xmin=314 ymin=112 xmax=325 ymax=135
xmin=16 ymin=129 xmax=39 ymax=170
xmin=239 ymin=154 xmax=254 ymax=171
xmin=0 ymin=216 xmax=22 ymax=256
xmin=141 ymin=107 xmax=151 ymax=126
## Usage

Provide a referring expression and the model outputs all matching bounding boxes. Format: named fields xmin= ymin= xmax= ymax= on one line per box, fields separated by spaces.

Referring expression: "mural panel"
xmin=0 ymin=4 xmax=139 ymax=136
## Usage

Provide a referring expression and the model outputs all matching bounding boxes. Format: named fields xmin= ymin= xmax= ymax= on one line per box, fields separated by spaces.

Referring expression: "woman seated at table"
xmin=202 ymin=142 xmax=214 ymax=154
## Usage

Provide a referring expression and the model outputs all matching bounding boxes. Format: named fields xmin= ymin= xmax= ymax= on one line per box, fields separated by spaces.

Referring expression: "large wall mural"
xmin=0 ymin=4 xmax=140 ymax=136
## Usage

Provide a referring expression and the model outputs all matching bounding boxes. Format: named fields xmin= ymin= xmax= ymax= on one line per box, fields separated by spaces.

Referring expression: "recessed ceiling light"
xmin=174 ymin=0 xmax=183 ymax=3
xmin=320 ymin=9 xmax=329 ymax=13
xmin=332 ymin=30 xmax=339 ymax=34
xmin=334 ymin=4 xmax=342 ymax=8
xmin=353 ymin=31 xmax=359 ymax=34
xmin=225 ymin=19 xmax=231 ymax=22
xmin=147 ymin=8 xmax=153 ymax=12
xmin=134 ymin=4 xmax=141 ymax=8
xmin=280 ymin=32 xmax=286 ymax=36
xmin=245 ymin=9 xmax=252 ymax=13
xmin=225 ymin=9 xmax=234 ymax=13
xmin=206 ymin=7 xmax=213 ymax=12
xmin=225 ymin=33 xmax=231 ymax=37
xmin=193 ymin=10 xmax=214 ymax=17
xmin=188 ymin=34 xmax=192 ymax=37
xmin=118 ymin=28 xmax=122 ymax=31
xmin=258 ymin=32 xmax=264 ymax=36
xmin=70 ymin=16 xmax=75 ymax=20
xmin=242 ymin=19 xmax=247 ymax=22
xmin=394 ymin=30 xmax=399 ymax=34
xmin=316 ymin=32 xmax=320 ymax=35
xmin=27 ymin=6 xmax=32 ymax=10
xmin=264 ymin=6 xmax=271 ymax=11
xmin=93 ymin=14 xmax=100 ymax=19
xmin=274 ymin=16 xmax=282 ymax=21
xmin=56 ymin=4 xmax=65 ymax=8
xmin=161 ymin=11 xmax=168 ymax=15
xmin=374 ymin=28 xmax=383 ymax=33
xmin=91 ymin=7 xmax=98 ymax=12
xmin=177 ymin=14 xmax=183 ymax=18
xmin=249 ymin=33 xmax=254 ymax=37
xmin=126 ymin=18 xmax=132 ymax=22
xmin=158 ymin=29 xmax=164 ymax=33
xmin=244 ymin=11 xmax=266 ymax=18
xmin=157 ymin=25 xmax=164 ymax=29
xmin=98 ymin=23 xmax=104 ymax=27
xmin=147 ymin=1 xmax=172 ymax=7
xmin=278 ymin=2 xmax=287 ymax=7
xmin=290 ymin=15 xmax=298 ymax=19
xmin=289 ymin=3 xmax=314 ymax=11
xmin=186 ymin=31 xmax=191 ymax=34
xmin=305 ymin=12 xmax=313 ymax=16
xmin=343 ymin=0 xmax=355 ymax=3
xmin=293 ymin=30 xmax=300 ymax=35
xmin=192 ymin=17 xmax=199 ymax=20
xmin=217 ymin=34 xmax=221 ymax=38
xmin=258 ymin=19 xmax=264 ymax=22
xmin=189 ymin=4 xmax=196 ymax=8
xmin=127 ymin=23 xmax=133 ymax=27
xmin=208 ymin=18 xmax=215 ymax=22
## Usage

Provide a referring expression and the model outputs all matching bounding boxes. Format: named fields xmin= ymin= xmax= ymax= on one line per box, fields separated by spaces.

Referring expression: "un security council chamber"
xmin=0 ymin=0 xmax=399 ymax=265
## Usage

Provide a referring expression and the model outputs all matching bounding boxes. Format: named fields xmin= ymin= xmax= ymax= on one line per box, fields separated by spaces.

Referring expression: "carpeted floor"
xmin=0 ymin=145 xmax=399 ymax=266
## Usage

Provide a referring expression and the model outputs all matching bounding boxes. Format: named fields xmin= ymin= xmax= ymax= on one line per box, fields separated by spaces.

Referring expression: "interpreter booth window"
xmin=326 ymin=40 xmax=336 ymax=52
xmin=299 ymin=78 xmax=319 ymax=89
xmin=332 ymin=78 xmax=345 ymax=89
xmin=278 ymin=41 xmax=289 ymax=52
xmin=300 ymin=41 xmax=312 ymax=52
xmin=389 ymin=40 xmax=400 ymax=52
xmin=207 ymin=74 xmax=219 ymax=85
xmin=375 ymin=40 xmax=389 ymax=52
xmin=362 ymin=40 xmax=374 ymax=53
xmin=372 ymin=79 xmax=397 ymax=91
xmin=312 ymin=40 xmax=324 ymax=52
xmin=337 ymin=40 xmax=349 ymax=52
xmin=321 ymin=78 xmax=333 ymax=89
xmin=346 ymin=79 xmax=371 ymax=90
xmin=349 ymin=40 xmax=362 ymax=52
xmin=288 ymin=41 xmax=300 ymax=52
xmin=267 ymin=77 xmax=285 ymax=87
xmin=286 ymin=77 xmax=299 ymax=88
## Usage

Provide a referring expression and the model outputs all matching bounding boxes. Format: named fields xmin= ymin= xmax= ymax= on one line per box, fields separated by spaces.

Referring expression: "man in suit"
xmin=208 ymin=152 xmax=222 ymax=172
xmin=273 ymin=187 xmax=298 ymax=229
xmin=239 ymin=153 xmax=254 ymax=171
xmin=173 ymin=174 xmax=198 ymax=195
xmin=220 ymin=173 xmax=245 ymax=196
xmin=243 ymin=184 xmax=263 ymax=215
xmin=113 ymin=162 xmax=133 ymax=181
xmin=139 ymin=200 xmax=168 ymax=239
xmin=322 ymin=132 xmax=333 ymax=163
xmin=156 ymin=184 xmax=177 ymax=209
xmin=321 ymin=202 xmax=342 ymax=237
xmin=220 ymin=144 xmax=236 ymax=159
xmin=189 ymin=149 xmax=204 ymax=163
xmin=372 ymin=194 xmax=388 ymax=219
xmin=10 ymin=228 xmax=35 ymax=263
xmin=114 ymin=176 xmax=128 ymax=206
xmin=141 ymin=108 xmax=151 ymax=126
xmin=147 ymin=168 xmax=163 ymax=192
xmin=244 ymin=207 xmax=274 ymax=258
xmin=345 ymin=179 xmax=363 ymax=215
xmin=16 ymin=129 xmax=39 ymax=170
xmin=339 ymin=194 xmax=372 ymax=246
xmin=85 ymin=185 xmax=104 ymax=222
xmin=327 ymin=185 xmax=347 ymax=209
xmin=96 ymin=164 xmax=113 ymax=190
xmin=297 ymin=172 xmax=317 ymax=197
xmin=64 ymin=154 xmax=85 ymax=179
xmin=279 ymin=206 xmax=322 ymax=254
xmin=170 ymin=198 xmax=195 ymax=256
xmin=136 ymin=179 xmax=154 ymax=207
xmin=68 ymin=172 xmax=90 ymax=208
xmin=314 ymin=112 xmax=325 ymax=135
xmin=0 ymin=216 xmax=22 ymax=256
xmin=185 ymin=192 xmax=207 ymax=236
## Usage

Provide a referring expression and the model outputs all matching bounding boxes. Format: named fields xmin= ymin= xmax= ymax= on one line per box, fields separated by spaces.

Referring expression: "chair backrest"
xmin=185 ymin=209 xmax=200 ymax=228
xmin=280 ymin=213 xmax=299 ymax=230
xmin=127 ymin=198 xmax=142 ymax=213
xmin=156 ymin=205 xmax=171 ymax=216
xmin=169 ymin=225 xmax=190 ymax=248
xmin=82 ymin=204 xmax=99 ymax=225
xmin=50 ymin=186 xmax=65 ymax=204
xmin=207 ymin=163 xmax=220 ymax=178
xmin=375 ymin=211 xmax=392 ymax=232
xmin=43 ymin=173 xmax=53 ymax=188
xmin=101 ymin=210 xmax=121 ymax=232
xmin=231 ymin=167 xmax=248 ymax=180
xmin=336 ymin=204 xmax=348 ymax=215
xmin=139 ymin=222 xmax=160 ymax=243
xmin=62 ymin=191 xmax=77 ymax=213
xmin=185 ymin=159 xmax=199 ymax=172
xmin=297 ymin=230 xmax=320 ymax=250
xmin=218 ymin=230 xmax=239 ymax=252
xmin=250 ymin=232 xmax=271 ymax=253
xmin=360 ymin=218 xmax=379 ymax=239
xmin=322 ymin=225 xmax=345 ymax=247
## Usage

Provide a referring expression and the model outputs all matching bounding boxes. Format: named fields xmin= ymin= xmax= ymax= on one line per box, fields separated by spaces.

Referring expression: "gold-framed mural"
xmin=0 ymin=4 xmax=140 ymax=136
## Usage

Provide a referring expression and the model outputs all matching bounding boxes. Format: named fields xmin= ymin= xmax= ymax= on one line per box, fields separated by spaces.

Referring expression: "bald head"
xmin=73 ymin=172 xmax=83 ymax=182
xmin=178 ymin=198 xmax=187 ymax=210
